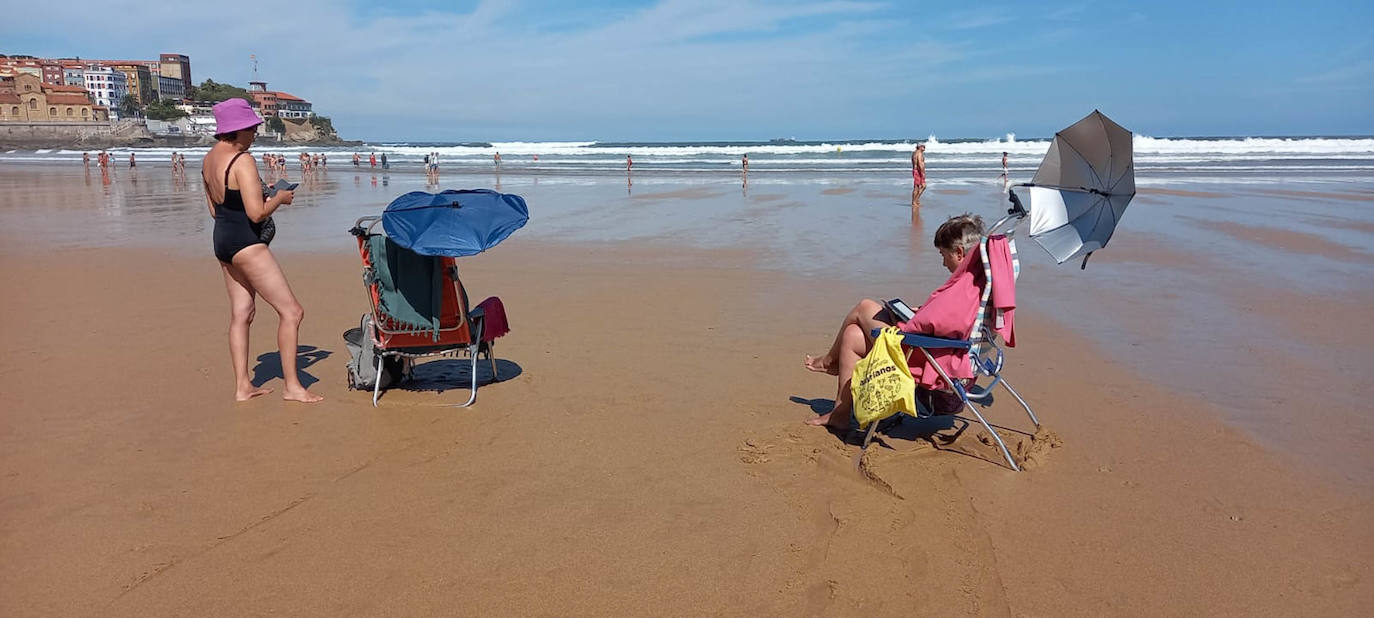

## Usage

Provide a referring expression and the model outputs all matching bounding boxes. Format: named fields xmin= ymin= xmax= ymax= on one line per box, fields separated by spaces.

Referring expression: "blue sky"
xmin=4 ymin=0 xmax=1371 ymax=141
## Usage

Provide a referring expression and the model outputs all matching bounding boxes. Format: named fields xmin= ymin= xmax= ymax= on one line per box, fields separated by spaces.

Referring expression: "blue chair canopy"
xmin=382 ymin=189 xmax=529 ymax=257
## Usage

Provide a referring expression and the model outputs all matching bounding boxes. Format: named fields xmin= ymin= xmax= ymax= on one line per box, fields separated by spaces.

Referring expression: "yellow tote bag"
xmin=851 ymin=327 xmax=917 ymax=429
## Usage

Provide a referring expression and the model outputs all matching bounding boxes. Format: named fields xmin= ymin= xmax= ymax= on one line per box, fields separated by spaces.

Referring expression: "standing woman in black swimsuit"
xmin=202 ymin=99 xmax=322 ymax=403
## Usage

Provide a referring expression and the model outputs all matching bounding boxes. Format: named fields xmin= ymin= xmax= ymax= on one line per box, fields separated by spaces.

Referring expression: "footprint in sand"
xmin=738 ymin=438 xmax=771 ymax=464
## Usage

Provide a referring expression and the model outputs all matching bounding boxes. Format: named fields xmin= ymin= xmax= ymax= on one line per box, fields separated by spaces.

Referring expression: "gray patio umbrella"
xmin=1018 ymin=110 xmax=1135 ymax=267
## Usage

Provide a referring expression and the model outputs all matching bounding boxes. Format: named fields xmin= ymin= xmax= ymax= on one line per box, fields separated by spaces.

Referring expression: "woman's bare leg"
xmin=805 ymin=298 xmax=892 ymax=375
xmin=232 ymin=245 xmax=323 ymax=403
xmin=806 ymin=323 xmax=868 ymax=428
xmin=221 ymin=263 xmax=272 ymax=401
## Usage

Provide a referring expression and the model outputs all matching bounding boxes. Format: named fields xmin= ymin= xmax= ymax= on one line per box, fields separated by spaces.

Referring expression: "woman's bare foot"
xmin=235 ymin=386 xmax=273 ymax=401
xmin=805 ymin=411 xmax=850 ymax=429
xmin=282 ymin=386 xmax=324 ymax=403
xmin=805 ymin=412 xmax=834 ymax=426
xmin=804 ymin=354 xmax=839 ymax=375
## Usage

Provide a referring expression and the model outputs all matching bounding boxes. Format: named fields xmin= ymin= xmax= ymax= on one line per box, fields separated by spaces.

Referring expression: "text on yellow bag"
xmin=851 ymin=327 xmax=917 ymax=429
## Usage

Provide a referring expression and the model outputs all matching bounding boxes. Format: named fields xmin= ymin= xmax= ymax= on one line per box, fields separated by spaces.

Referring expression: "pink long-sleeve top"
xmin=896 ymin=250 xmax=984 ymax=390
xmin=895 ymin=234 xmax=1017 ymax=389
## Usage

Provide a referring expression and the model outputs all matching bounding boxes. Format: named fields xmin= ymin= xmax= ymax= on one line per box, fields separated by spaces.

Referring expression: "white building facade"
xmin=82 ymin=65 xmax=128 ymax=109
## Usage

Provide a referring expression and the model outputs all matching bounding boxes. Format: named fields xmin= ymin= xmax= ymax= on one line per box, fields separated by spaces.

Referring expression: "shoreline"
xmin=0 ymin=135 xmax=364 ymax=150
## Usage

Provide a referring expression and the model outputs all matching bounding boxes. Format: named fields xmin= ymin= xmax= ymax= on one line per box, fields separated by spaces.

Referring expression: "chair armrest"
xmin=871 ymin=328 xmax=971 ymax=350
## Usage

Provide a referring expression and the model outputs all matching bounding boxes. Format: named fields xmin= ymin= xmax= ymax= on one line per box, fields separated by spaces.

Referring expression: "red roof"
xmin=269 ymin=90 xmax=308 ymax=103
xmin=0 ymin=93 xmax=20 ymax=104
xmin=47 ymin=84 xmax=87 ymax=93
xmin=47 ymin=94 xmax=92 ymax=105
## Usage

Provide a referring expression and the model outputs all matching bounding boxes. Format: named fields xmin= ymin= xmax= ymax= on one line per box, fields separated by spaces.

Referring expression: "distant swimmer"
xmin=912 ymin=143 xmax=927 ymax=208
xmin=533 ymin=154 xmax=539 ymax=161
xmin=494 ymin=151 xmax=502 ymax=166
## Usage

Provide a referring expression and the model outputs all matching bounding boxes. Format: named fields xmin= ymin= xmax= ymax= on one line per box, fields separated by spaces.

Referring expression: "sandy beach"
xmin=1 ymin=162 xmax=1371 ymax=615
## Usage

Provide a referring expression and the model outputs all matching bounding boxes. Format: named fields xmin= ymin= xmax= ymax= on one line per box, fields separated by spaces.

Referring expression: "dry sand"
xmin=1 ymin=238 xmax=1370 ymax=615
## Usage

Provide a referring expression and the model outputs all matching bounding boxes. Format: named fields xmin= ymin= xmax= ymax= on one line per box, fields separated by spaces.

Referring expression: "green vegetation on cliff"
xmin=144 ymin=99 xmax=188 ymax=121
xmin=188 ymin=79 xmax=250 ymax=103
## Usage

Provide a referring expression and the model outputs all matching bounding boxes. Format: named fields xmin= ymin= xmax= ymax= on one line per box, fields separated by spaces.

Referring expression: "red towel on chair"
xmin=475 ymin=296 xmax=509 ymax=342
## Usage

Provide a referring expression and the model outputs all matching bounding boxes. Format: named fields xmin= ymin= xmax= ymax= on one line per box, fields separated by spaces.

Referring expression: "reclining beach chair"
xmin=347 ymin=215 xmax=507 ymax=407
xmin=865 ymin=233 xmax=1041 ymax=471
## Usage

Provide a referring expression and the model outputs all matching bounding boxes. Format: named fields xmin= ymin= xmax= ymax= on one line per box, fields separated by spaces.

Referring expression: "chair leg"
xmin=920 ymin=349 xmax=1021 ymax=471
xmin=960 ymin=398 xmax=1020 ymax=472
xmin=487 ymin=341 xmax=498 ymax=381
xmin=860 ymin=419 xmax=881 ymax=450
xmin=998 ymin=377 xmax=1041 ymax=429
xmin=449 ymin=346 xmax=479 ymax=408
xmin=372 ymin=355 xmax=384 ymax=407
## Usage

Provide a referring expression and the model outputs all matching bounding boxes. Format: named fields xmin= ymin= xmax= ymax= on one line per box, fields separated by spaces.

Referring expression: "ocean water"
xmin=4 ymin=135 xmax=1374 ymax=186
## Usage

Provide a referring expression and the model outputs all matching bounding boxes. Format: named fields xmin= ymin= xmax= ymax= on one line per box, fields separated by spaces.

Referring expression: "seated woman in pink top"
xmin=804 ymin=213 xmax=985 ymax=429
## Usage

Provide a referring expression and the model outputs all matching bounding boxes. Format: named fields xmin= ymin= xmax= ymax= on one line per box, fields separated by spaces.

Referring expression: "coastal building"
xmin=248 ymin=81 xmax=313 ymax=118
xmin=0 ymin=58 xmax=43 ymax=80
xmin=0 ymin=72 xmax=106 ymax=122
xmin=82 ymin=66 xmax=128 ymax=110
xmin=5 ymin=54 xmax=193 ymax=104
xmin=62 ymin=65 xmax=85 ymax=87
xmin=156 ymin=74 xmax=185 ymax=101
xmin=41 ymin=62 xmax=64 ymax=86
xmin=159 ymin=54 xmax=192 ymax=95
xmin=103 ymin=62 xmax=155 ymax=106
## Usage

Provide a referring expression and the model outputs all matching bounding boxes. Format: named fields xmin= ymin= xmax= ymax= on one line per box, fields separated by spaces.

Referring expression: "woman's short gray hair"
xmin=933 ymin=213 xmax=985 ymax=253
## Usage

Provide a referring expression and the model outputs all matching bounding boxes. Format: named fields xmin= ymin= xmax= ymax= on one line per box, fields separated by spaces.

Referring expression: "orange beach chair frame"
xmin=352 ymin=215 xmax=497 ymax=407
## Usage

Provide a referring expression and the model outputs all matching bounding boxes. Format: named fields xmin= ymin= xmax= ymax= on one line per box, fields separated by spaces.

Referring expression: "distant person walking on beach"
xmin=1000 ymin=151 xmax=1010 ymax=191
xmin=82 ymin=152 xmax=90 ymax=167
xmin=380 ymin=153 xmax=388 ymax=169
xmin=626 ymin=155 xmax=633 ymax=171
xmin=494 ymin=151 xmax=502 ymax=166
xmin=352 ymin=152 xmax=360 ymax=167
xmin=129 ymin=152 xmax=136 ymax=168
xmin=200 ymin=98 xmax=322 ymax=404
xmin=911 ymin=143 xmax=927 ymax=208
xmin=369 ymin=152 xmax=377 ymax=168
xmin=742 ymin=153 xmax=749 ymax=173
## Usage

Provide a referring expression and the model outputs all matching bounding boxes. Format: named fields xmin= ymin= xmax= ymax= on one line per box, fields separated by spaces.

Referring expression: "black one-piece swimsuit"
xmin=211 ymin=151 xmax=269 ymax=263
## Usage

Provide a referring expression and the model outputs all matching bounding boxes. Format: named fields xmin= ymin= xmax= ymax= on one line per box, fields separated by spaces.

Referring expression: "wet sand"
xmin=1 ymin=163 xmax=1371 ymax=614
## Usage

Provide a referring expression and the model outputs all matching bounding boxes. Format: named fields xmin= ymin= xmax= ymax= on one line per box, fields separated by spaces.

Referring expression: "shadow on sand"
xmin=394 ymin=358 xmax=524 ymax=393
xmin=789 ymin=394 xmax=1026 ymax=455
xmin=252 ymin=345 xmax=332 ymax=388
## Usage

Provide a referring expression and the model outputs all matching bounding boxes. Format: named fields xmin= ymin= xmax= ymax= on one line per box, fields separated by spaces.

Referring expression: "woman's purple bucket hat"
xmin=212 ymin=98 xmax=263 ymax=135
